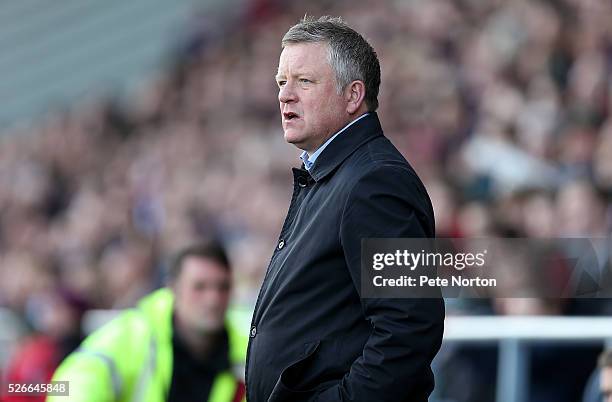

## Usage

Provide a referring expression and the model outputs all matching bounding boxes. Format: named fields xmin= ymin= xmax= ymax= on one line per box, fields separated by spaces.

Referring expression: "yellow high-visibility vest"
xmin=48 ymin=288 xmax=249 ymax=402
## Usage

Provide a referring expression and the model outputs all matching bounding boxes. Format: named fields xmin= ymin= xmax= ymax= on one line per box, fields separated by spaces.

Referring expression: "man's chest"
xmin=252 ymin=174 xmax=356 ymax=320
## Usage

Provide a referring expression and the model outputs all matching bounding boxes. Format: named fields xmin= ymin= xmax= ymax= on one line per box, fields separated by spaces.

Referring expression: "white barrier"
xmin=444 ymin=316 xmax=612 ymax=341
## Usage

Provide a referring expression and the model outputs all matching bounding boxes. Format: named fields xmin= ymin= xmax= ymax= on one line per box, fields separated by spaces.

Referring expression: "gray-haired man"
xmin=246 ymin=16 xmax=444 ymax=402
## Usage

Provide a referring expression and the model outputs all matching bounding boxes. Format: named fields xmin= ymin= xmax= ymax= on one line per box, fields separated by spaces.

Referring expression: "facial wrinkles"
xmin=277 ymin=43 xmax=349 ymax=152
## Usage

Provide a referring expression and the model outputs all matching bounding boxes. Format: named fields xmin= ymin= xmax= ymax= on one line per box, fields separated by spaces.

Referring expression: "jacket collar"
xmin=305 ymin=112 xmax=383 ymax=182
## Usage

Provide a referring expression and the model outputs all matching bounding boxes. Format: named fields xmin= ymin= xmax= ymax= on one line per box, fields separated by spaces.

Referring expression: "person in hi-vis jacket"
xmin=48 ymin=241 xmax=250 ymax=402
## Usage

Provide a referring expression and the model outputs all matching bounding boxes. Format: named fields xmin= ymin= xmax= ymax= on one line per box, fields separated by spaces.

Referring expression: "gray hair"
xmin=281 ymin=16 xmax=380 ymax=112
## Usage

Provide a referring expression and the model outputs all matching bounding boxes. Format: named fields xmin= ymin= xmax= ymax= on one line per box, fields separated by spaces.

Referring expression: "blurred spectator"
xmin=3 ymin=289 xmax=87 ymax=402
xmin=600 ymin=349 xmax=612 ymax=402
xmin=583 ymin=348 xmax=612 ymax=402
xmin=47 ymin=241 xmax=249 ymax=402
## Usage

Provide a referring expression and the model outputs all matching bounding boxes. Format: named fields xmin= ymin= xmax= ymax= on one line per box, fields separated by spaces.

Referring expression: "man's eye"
xmin=299 ymin=78 xmax=311 ymax=83
xmin=277 ymin=81 xmax=286 ymax=87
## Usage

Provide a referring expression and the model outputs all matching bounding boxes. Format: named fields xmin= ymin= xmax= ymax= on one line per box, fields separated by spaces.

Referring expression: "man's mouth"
xmin=283 ymin=112 xmax=299 ymax=120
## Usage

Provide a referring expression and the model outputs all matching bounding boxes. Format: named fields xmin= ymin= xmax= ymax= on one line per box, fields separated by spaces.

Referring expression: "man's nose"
xmin=279 ymin=83 xmax=297 ymax=104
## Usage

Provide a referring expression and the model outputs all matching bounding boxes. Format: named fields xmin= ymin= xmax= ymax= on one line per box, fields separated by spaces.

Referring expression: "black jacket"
xmin=246 ymin=113 xmax=444 ymax=402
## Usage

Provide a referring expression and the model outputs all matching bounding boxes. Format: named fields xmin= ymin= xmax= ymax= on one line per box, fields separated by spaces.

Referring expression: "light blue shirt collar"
xmin=300 ymin=113 xmax=369 ymax=171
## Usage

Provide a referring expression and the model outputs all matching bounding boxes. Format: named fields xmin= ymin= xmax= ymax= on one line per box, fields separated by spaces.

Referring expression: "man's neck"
xmin=306 ymin=112 xmax=369 ymax=157
xmin=308 ymin=124 xmax=348 ymax=157
xmin=174 ymin=316 xmax=220 ymax=359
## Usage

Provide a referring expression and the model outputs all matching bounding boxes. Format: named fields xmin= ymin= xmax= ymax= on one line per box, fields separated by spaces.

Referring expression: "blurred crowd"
xmin=1 ymin=0 xmax=612 ymax=400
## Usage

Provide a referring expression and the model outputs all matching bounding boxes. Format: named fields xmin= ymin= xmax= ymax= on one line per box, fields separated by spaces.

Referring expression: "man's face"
xmin=172 ymin=256 xmax=231 ymax=333
xmin=276 ymin=42 xmax=350 ymax=153
xmin=602 ymin=367 xmax=612 ymax=402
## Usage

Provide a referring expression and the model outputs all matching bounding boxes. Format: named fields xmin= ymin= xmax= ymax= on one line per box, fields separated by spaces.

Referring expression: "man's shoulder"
xmin=338 ymin=134 xmax=434 ymax=217
xmin=81 ymin=308 xmax=149 ymax=351
xmin=340 ymin=135 xmax=418 ymax=182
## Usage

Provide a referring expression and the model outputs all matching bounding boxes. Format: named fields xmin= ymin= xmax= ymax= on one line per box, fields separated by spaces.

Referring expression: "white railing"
xmin=444 ymin=316 xmax=612 ymax=341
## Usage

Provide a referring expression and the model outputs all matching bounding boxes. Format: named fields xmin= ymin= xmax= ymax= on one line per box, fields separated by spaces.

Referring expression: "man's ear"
xmin=345 ymin=80 xmax=366 ymax=114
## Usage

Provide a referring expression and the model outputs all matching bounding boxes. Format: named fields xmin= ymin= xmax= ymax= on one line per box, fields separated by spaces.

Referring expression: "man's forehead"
xmin=277 ymin=42 xmax=329 ymax=74
xmin=180 ymin=256 xmax=228 ymax=277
